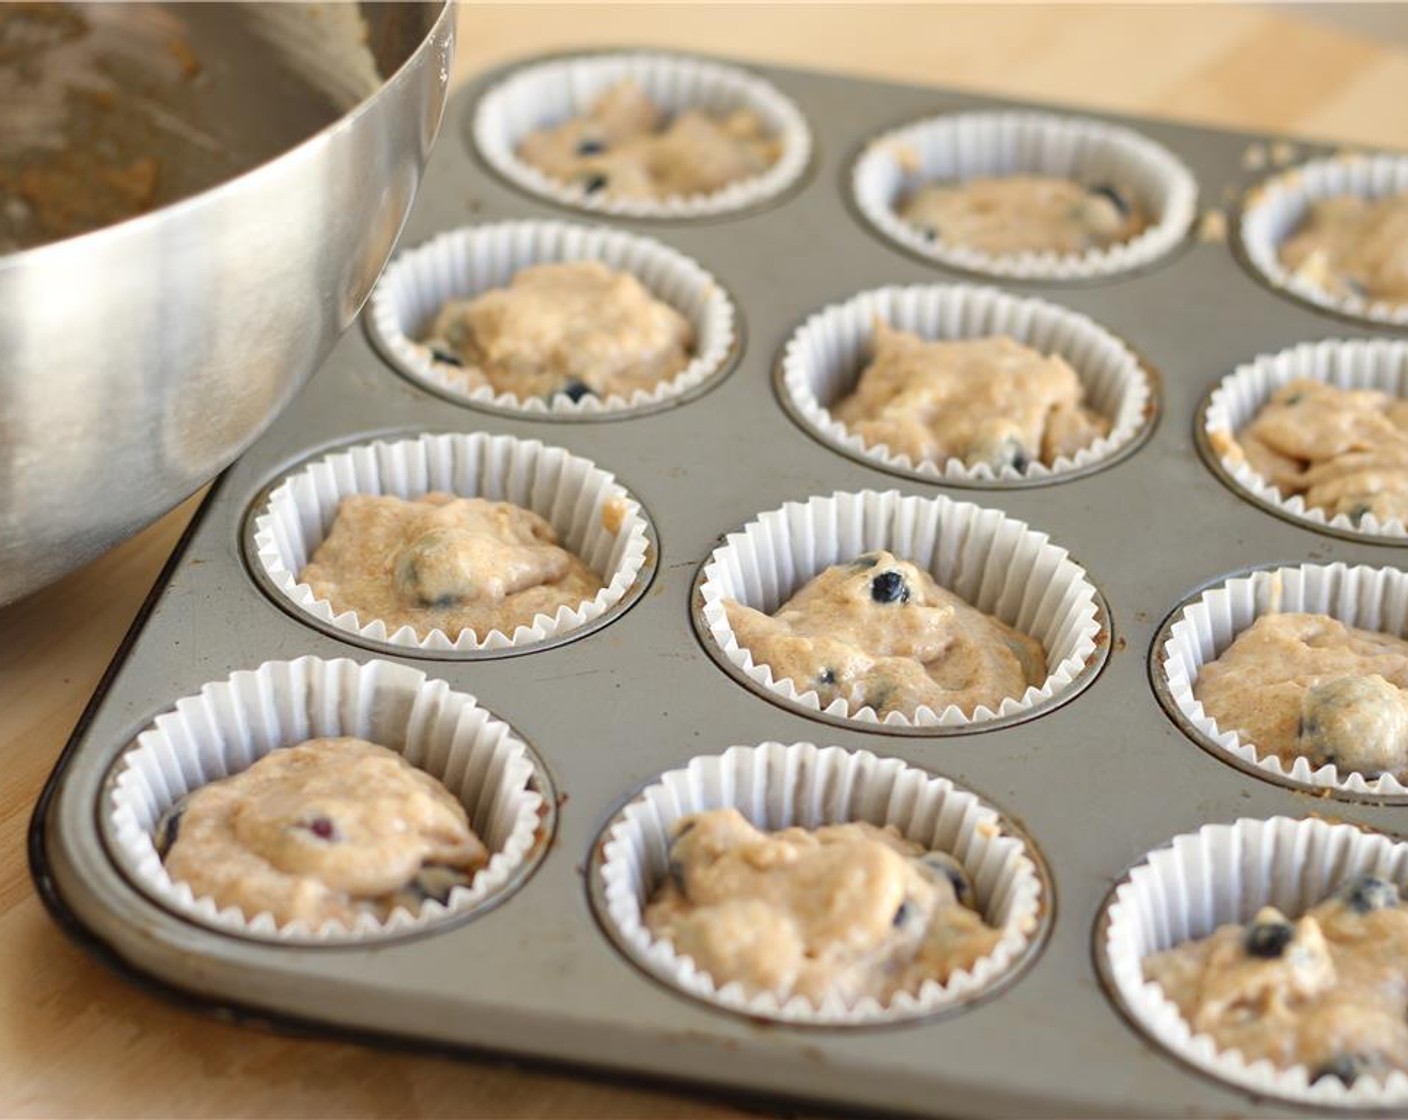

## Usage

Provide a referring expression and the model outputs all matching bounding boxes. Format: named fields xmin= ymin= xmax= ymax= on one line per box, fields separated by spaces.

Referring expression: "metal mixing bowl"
xmin=0 ymin=1 xmax=454 ymax=605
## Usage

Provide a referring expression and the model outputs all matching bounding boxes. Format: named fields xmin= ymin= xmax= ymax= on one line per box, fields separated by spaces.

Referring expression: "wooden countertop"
xmin=4 ymin=4 xmax=1407 ymax=1116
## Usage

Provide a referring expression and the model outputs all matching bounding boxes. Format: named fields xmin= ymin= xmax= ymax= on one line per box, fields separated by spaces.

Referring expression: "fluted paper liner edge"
xmin=107 ymin=656 xmax=546 ymax=942
xmin=698 ymin=489 xmax=1103 ymax=728
xmin=852 ymin=110 xmax=1197 ymax=280
xmin=369 ymin=220 xmax=736 ymax=416
xmin=251 ymin=431 xmax=651 ymax=651
xmin=1105 ymin=816 xmax=1408 ymax=1106
xmin=780 ymin=283 xmax=1154 ymax=484
xmin=472 ymin=51 xmax=812 ymax=219
xmin=599 ymin=741 xmax=1044 ymax=1024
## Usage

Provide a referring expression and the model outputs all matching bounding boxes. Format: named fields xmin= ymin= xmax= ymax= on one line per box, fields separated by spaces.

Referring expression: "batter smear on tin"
xmin=645 ymin=809 xmax=1003 ymax=1005
xmin=723 ymin=549 xmax=1046 ymax=719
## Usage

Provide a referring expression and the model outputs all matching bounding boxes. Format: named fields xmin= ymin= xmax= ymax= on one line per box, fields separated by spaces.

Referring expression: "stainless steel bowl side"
xmin=0 ymin=2 xmax=455 ymax=605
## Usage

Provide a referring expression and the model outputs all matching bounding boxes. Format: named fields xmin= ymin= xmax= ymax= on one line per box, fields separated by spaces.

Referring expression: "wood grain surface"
xmin=4 ymin=4 xmax=1407 ymax=1116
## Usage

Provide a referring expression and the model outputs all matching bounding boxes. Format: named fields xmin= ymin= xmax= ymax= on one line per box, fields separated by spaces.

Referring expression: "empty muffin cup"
xmin=1200 ymin=337 xmax=1408 ymax=541
xmin=472 ymin=51 xmax=812 ymax=219
xmin=693 ymin=489 xmax=1107 ymax=731
xmin=366 ymin=219 xmax=737 ymax=417
xmin=777 ymin=283 xmax=1156 ymax=485
xmin=1100 ymin=816 xmax=1408 ymax=1108
xmin=592 ymin=740 xmax=1048 ymax=1025
xmin=1155 ymin=561 xmax=1408 ymax=801
xmin=1238 ymin=153 xmax=1408 ymax=326
xmin=852 ymin=110 xmax=1197 ymax=280
xmin=103 ymin=656 xmax=553 ymax=943
xmin=247 ymin=431 xmax=654 ymax=655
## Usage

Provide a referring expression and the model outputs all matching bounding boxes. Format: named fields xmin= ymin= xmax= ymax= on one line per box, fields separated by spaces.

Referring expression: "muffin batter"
xmin=1143 ymin=875 xmax=1408 ymax=1085
xmin=898 ymin=176 xmax=1148 ymax=255
xmin=832 ymin=322 xmax=1111 ymax=471
xmin=723 ymin=549 xmax=1047 ymax=718
xmin=1279 ymin=192 xmax=1408 ymax=306
xmin=1228 ymin=378 xmax=1408 ymax=526
xmin=516 ymin=78 xmax=780 ymax=201
xmin=420 ymin=261 xmax=694 ymax=403
xmin=1194 ymin=612 xmax=1408 ymax=781
xmin=158 ymin=737 xmax=488 ymax=927
xmin=299 ymin=492 xmax=604 ymax=640
xmin=644 ymin=809 xmax=1003 ymax=1005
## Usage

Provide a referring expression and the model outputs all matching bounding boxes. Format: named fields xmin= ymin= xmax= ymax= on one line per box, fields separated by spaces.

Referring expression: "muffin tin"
xmin=29 ymin=52 xmax=1408 ymax=1117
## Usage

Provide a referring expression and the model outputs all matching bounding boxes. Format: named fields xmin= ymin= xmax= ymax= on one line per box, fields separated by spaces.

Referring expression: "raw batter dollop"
xmin=299 ymin=492 xmax=603 ymax=640
xmin=1226 ymin=379 xmax=1408 ymax=526
xmin=899 ymin=176 xmax=1148 ymax=256
xmin=832 ymin=321 xmax=1111 ymax=471
xmin=420 ymin=261 xmax=694 ymax=403
xmin=1194 ymin=612 xmax=1408 ymax=782
xmin=723 ymin=549 xmax=1047 ymax=718
xmin=515 ymin=78 xmax=781 ymax=201
xmin=1279 ymin=192 xmax=1408 ymax=306
xmin=1143 ymin=876 xmax=1408 ymax=1085
xmin=157 ymin=737 xmax=488 ymax=927
xmin=644 ymin=809 xmax=1003 ymax=1005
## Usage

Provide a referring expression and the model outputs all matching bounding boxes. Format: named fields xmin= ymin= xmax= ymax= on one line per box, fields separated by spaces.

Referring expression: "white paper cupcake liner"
xmin=367 ymin=220 xmax=737 ymax=417
xmin=249 ymin=431 xmax=652 ymax=653
xmin=472 ymin=52 xmax=812 ymax=219
xmin=1104 ymin=816 xmax=1408 ymax=1107
xmin=1202 ymin=338 xmax=1408 ymax=541
xmin=696 ymin=490 xmax=1105 ymax=729
xmin=1238 ymin=153 xmax=1408 ymax=326
xmin=779 ymin=283 xmax=1155 ymax=485
xmin=595 ymin=741 xmax=1046 ymax=1025
xmin=1157 ymin=561 xmax=1408 ymax=800
xmin=104 ymin=656 xmax=549 ymax=943
xmin=852 ymin=110 xmax=1197 ymax=280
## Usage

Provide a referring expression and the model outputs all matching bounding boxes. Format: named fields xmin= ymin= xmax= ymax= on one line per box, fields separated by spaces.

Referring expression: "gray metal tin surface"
xmin=30 ymin=53 xmax=1408 ymax=1118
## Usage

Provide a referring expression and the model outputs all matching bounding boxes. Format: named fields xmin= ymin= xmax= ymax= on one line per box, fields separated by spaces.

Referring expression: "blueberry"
xmin=1088 ymin=183 xmax=1130 ymax=217
xmin=575 ymin=138 xmax=606 ymax=157
xmin=407 ymin=863 xmax=471 ymax=905
xmin=154 ymin=801 xmax=184 ymax=857
xmin=817 ymin=667 xmax=837 ymax=686
xmin=870 ymin=571 xmax=909 ymax=604
xmin=301 ymin=816 xmax=339 ymax=841
xmin=1312 ymin=1053 xmax=1386 ymax=1087
xmin=1348 ymin=503 xmax=1373 ymax=526
xmin=580 ymin=173 xmax=609 ymax=195
xmin=918 ymin=851 xmax=975 ymax=906
xmin=918 ymin=224 xmax=939 ymax=242
xmin=1010 ymin=447 xmax=1031 ymax=472
xmin=428 ymin=344 xmax=463 ymax=368
xmin=1243 ymin=918 xmax=1295 ymax=959
xmin=558 ymin=378 xmax=594 ymax=403
xmin=849 ymin=553 xmax=880 ymax=570
xmin=865 ymin=683 xmax=896 ymax=713
xmin=1336 ymin=874 xmax=1400 ymax=914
